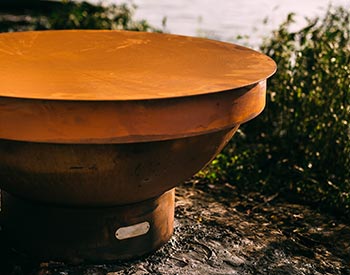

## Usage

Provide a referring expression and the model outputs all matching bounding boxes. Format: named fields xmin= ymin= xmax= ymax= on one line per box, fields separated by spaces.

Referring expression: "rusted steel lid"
xmin=0 ymin=30 xmax=276 ymax=143
xmin=0 ymin=30 xmax=276 ymax=101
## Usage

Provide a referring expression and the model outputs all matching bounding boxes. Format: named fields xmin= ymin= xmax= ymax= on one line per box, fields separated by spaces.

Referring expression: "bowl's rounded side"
xmin=0 ymin=127 xmax=238 ymax=206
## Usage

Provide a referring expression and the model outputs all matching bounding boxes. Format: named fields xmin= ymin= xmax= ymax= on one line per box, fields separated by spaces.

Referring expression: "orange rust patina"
xmin=0 ymin=30 xmax=276 ymax=261
xmin=0 ymin=30 xmax=275 ymax=143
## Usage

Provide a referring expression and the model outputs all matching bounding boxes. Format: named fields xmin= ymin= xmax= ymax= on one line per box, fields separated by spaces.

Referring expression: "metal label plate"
xmin=115 ymin=221 xmax=150 ymax=240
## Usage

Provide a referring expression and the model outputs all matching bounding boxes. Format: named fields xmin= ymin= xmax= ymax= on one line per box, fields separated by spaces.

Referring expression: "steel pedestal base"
xmin=0 ymin=189 xmax=174 ymax=263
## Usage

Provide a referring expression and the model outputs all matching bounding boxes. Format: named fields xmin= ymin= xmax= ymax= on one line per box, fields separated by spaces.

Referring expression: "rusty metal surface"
xmin=0 ymin=30 xmax=276 ymax=101
xmin=0 ymin=189 xmax=175 ymax=262
xmin=0 ymin=30 xmax=276 ymax=261
xmin=0 ymin=30 xmax=276 ymax=207
xmin=0 ymin=82 xmax=264 ymax=144
xmin=0 ymin=31 xmax=275 ymax=144
xmin=0 ymin=127 xmax=237 ymax=206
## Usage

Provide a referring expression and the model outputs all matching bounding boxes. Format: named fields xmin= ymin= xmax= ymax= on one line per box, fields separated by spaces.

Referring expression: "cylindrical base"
xmin=0 ymin=189 xmax=175 ymax=263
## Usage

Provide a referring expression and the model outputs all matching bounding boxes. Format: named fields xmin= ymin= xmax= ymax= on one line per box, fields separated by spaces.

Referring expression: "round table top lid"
xmin=0 ymin=30 xmax=276 ymax=101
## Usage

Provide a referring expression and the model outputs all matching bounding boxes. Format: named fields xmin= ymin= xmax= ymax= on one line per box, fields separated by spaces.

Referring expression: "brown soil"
xmin=1 ymin=181 xmax=350 ymax=275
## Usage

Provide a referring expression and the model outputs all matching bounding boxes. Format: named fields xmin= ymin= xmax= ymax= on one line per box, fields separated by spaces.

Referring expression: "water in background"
xmin=93 ymin=0 xmax=349 ymax=47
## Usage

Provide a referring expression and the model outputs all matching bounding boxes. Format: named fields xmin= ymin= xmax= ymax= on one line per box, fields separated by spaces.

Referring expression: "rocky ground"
xmin=1 ymin=181 xmax=350 ymax=275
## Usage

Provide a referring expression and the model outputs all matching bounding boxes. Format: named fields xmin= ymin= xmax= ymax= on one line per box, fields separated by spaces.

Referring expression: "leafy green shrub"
xmin=201 ymin=7 xmax=350 ymax=215
xmin=0 ymin=0 xmax=159 ymax=32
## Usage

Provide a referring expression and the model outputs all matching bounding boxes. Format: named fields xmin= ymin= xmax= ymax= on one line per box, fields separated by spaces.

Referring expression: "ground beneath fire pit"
xmin=1 ymin=182 xmax=350 ymax=275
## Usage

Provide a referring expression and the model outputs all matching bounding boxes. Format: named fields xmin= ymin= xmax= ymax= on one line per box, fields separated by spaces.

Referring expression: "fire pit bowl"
xmin=0 ymin=30 xmax=276 ymax=262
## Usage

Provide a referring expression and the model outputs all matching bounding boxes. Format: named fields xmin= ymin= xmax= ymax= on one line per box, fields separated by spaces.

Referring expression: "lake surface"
xmin=132 ymin=0 xmax=349 ymax=46
xmin=92 ymin=0 xmax=349 ymax=47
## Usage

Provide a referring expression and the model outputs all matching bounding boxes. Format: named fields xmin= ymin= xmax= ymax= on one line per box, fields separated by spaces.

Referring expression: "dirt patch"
xmin=1 ymin=182 xmax=350 ymax=275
